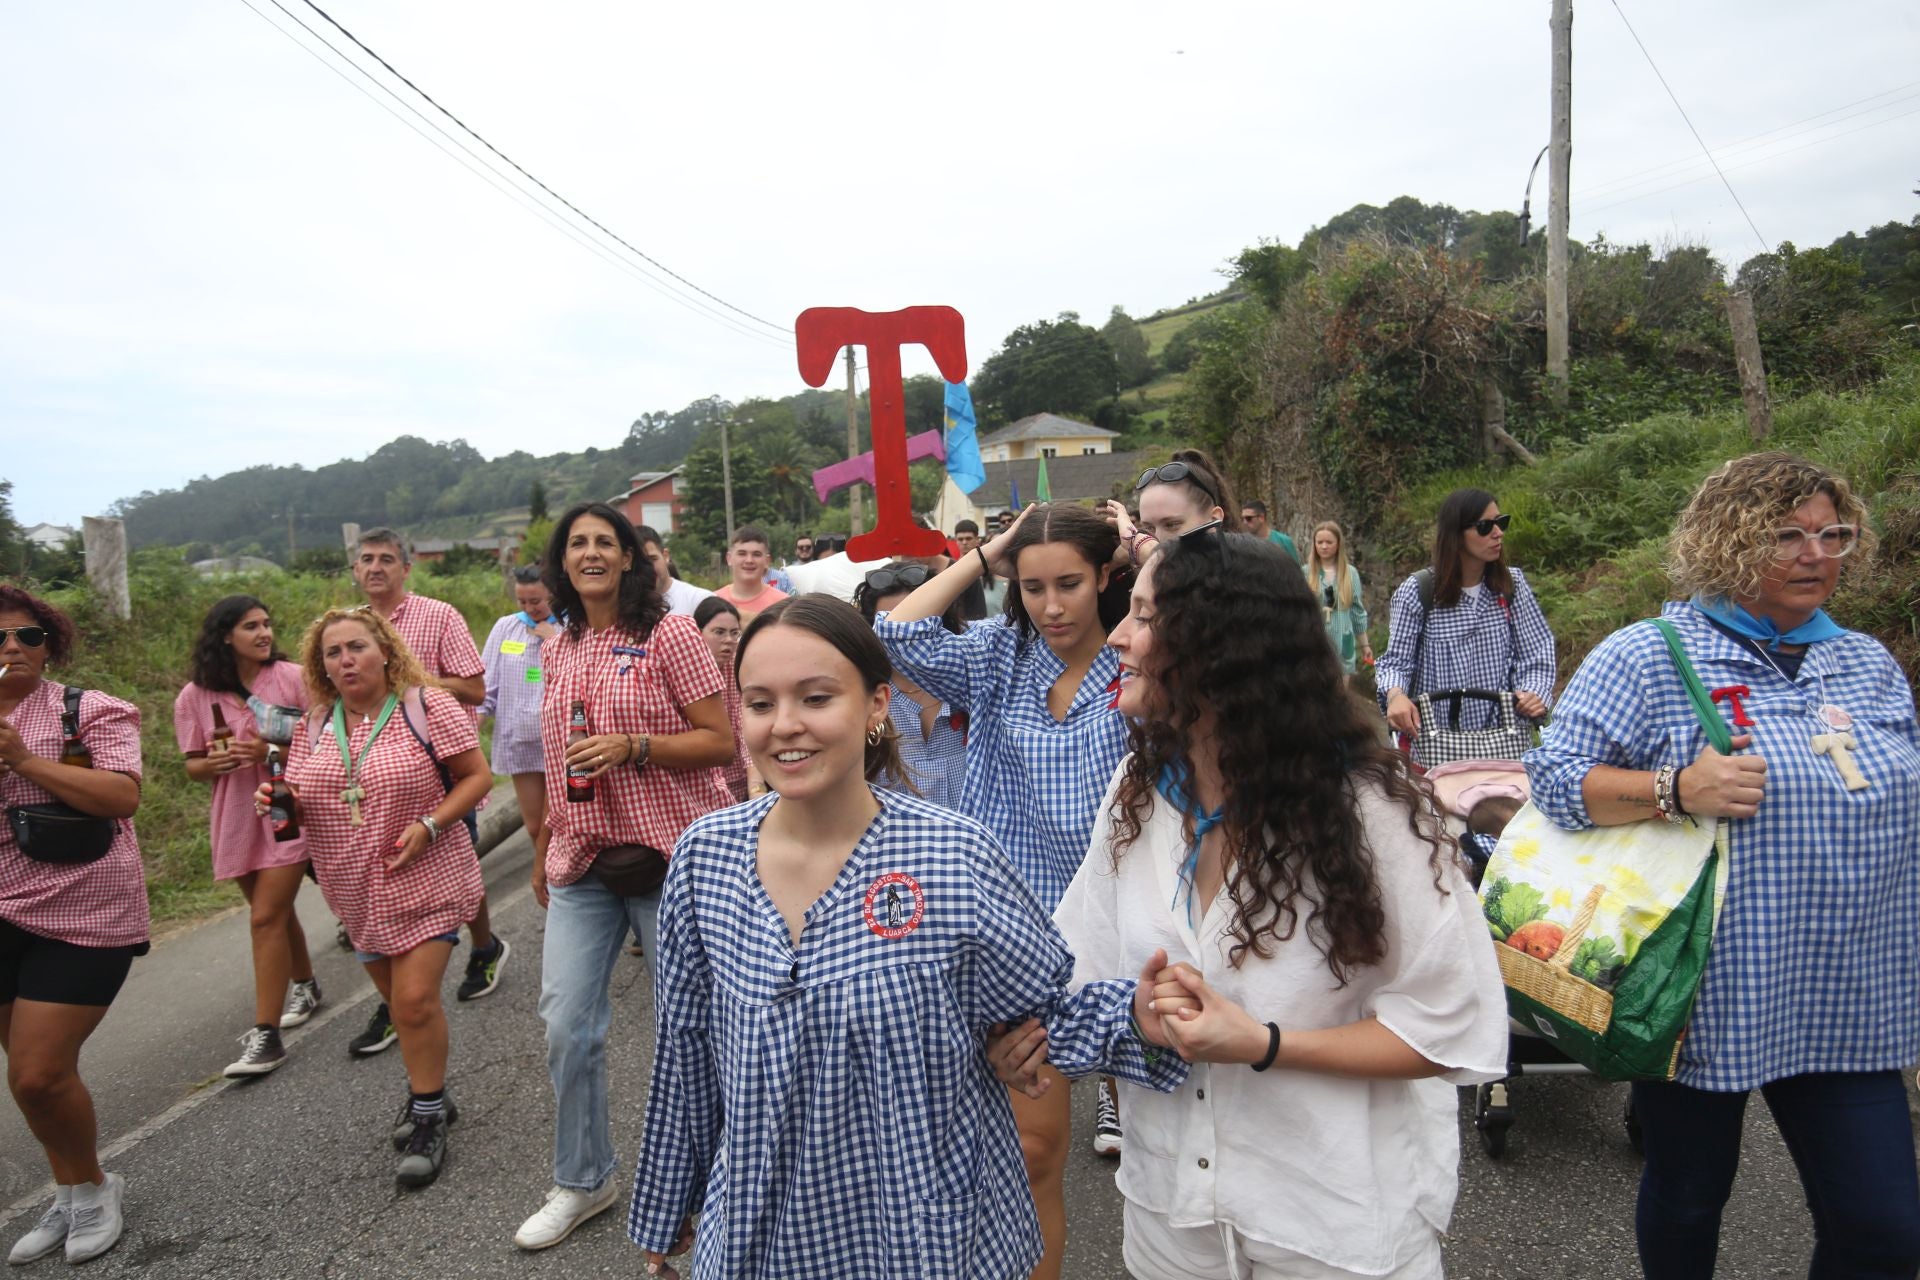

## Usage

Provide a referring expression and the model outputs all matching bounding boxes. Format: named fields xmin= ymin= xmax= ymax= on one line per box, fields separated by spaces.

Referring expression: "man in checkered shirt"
xmin=350 ymin=530 xmax=509 ymax=1030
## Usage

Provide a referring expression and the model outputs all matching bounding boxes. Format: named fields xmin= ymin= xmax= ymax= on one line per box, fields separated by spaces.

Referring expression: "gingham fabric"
xmin=627 ymin=790 xmax=1188 ymax=1275
xmin=285 ymin=686 xmax=482 ymax=957
xmin=1526 ymin=603 xmax=1920 ymax=1091
xmin=539 ymin=617 xmax=731 ymax=886
xmin=385 ymin=592 xmax=484 ymax=682
xmin=478 ymin=614 xmax=550 ymax=776
xmin=0 ymin=681 xmax=149 ymax=947
xmin=874 ymin=613 xmax=1127 ymax=911
xmin=173 ymin=660 xmax=310 ymax=880
xmin=719 ymin=678 xmax=749 ymax=803
xmin=878 ymin=681 xmax=967 ymax=810
xmin=1375 ymin=569 xmax=1557 ymax=765
xmin=1411 ymin=689 xmax=1534 ymax=768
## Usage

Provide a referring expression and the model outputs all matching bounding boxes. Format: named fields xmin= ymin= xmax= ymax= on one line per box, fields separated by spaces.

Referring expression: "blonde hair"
xmin=1667 ymin=452 xmax=1875 ymax=601
xmin=297 ymin=608 xmax=434 ymax=710
xmin=1306 ymin=521 xmax=1355 ymax=610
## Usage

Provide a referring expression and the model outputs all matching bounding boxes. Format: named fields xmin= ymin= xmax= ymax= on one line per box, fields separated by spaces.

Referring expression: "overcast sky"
xmin=4 ymin=0 xmax=1915 ymax=526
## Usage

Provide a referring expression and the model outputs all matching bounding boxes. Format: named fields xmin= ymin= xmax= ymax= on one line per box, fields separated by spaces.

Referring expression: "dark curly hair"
xmin=544 ymin=502 xmax=667 ymax=640
xmin=1109 ymin=531 xmax=1449 ymax=979
xmin=999 ymin=503 xmax=1130 ymax=638
xmin=189 ymin=595 xmax=288 ymax=694
xmin=1431 ymin=487 xmax=1513 ymax=608
xmin=0 ymin=585 xmax=76 ymax=664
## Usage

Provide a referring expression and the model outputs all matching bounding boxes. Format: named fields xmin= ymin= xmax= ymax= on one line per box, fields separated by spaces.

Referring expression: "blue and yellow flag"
xmin=943 ymin=381 xmax=986 ymax=496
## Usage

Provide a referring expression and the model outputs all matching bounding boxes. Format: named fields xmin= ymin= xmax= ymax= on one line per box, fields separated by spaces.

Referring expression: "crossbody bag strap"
xmin=1650 ymin=618 xmax=1734 ymax=756
xmin=62 ymin=684 xmax=85 ymax=739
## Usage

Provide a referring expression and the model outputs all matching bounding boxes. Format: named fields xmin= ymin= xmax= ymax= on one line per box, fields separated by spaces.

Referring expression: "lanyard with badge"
xmin=333 ymin=693 xmax=398 ymax=825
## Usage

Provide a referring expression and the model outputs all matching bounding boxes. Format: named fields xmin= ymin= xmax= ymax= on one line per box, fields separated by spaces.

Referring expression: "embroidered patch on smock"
xmin=863 ymin=872 xmax=925 ymax=940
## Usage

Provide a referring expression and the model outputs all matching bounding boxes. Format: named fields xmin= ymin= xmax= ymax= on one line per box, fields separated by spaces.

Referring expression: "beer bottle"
xmin=60 ymin=724 xmax=92 ymax=769
xmin=267 ymin=746 xmax=301 ymax=843
xmin=210 ymin=703 xmax=234 ymax=760
xmin=566 ymin=700 xmax=594 ymax=803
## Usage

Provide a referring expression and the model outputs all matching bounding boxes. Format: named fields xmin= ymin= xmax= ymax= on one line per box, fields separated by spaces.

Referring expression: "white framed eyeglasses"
xmin=1770 ymin=523 xmax=1859 ymax=560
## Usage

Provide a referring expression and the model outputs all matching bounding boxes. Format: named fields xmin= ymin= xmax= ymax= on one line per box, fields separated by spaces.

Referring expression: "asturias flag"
xmin=1035 ymin=452 xmax=1052 ymax=502
xmin=943 ymin=380 xmax=986 ymax=497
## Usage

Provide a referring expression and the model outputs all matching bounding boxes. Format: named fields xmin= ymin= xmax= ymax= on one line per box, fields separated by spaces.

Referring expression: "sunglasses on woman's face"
xmin=1464 ymin=515 xmax=1512 ymax=536
xmin=0 ymin=626 xmax=48 ymax=648
xmin=862 ymin=564 xmax=932 ymax=594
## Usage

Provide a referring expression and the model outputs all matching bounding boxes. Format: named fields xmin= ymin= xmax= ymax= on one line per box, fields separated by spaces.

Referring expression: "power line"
xmin=290 ymin=0 xmax=793 ymax=336
xmin=1574 ymin=82 xmax=1920 ymax=200
xmin=237 ymin=0 xmax=789 ymax=348
xmin=1605 ymin=0 xmax=1771 ymax=253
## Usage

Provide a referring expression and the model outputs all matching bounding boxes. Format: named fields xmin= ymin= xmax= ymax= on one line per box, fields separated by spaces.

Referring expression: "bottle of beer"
xmin=60 ymin=724 xmax=92 ymax=769
xmin=566 ymin=700 xmax=594 ymax=803
xmin=266 ymin=746 xmax=301 ymax=843
xmin=210 ymin=703 xmax=234 ymax=760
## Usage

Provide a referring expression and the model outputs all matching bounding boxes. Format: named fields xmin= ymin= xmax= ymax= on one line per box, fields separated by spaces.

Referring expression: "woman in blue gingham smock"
xmin=1377 ymin=487 xmax=1556 ymax=764
xmin=1525 ymin=453 xmax=1920 ymax=1279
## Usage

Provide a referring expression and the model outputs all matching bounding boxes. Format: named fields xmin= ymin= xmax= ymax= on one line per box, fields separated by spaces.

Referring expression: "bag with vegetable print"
xmin=1478 ymin=619 xmax=1732 ymax=1081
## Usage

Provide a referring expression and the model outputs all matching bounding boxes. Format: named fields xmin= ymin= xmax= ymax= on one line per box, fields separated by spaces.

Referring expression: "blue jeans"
xmin=1634 ymin=1071 xmax=1920 ymax=1279
xmin=538 ymin=875 xmax=662 ymax=1191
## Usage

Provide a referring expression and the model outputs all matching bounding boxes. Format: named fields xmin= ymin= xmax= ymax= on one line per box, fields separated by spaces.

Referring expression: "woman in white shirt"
xmin=997 ymin=527 xmax=1508 ymax=1279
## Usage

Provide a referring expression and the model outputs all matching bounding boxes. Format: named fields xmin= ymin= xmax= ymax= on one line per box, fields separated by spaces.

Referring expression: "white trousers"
xmin=1123 ymin=1200 xmax=1445 ymax=1280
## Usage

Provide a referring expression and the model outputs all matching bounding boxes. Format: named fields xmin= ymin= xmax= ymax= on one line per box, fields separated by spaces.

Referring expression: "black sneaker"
xmin=348 ymin=1002 xmax=397 ymax=1056
xmin=456 ymin=936 xmax=510 ymax=1002
xmin=223 ymin=1026 xmax=287 ymax=1078
xmin=1092 ymin=1077 xmax=1123 ymax=1157
xmin=391 ymin=1089 xmax=460 ymax=1150
xmin=279 ymin=978 xmax=323 ymax=1029
xmin=395 ymin=1113 xmax=447 ymax=1188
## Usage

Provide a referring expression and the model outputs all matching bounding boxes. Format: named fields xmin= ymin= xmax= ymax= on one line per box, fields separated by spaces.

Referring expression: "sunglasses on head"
xmin=1464 ymin=515 xmax=1512 ymax=536
xmin=863 ymin=564 xmax=932 ymax=595
xmin=1135 ymin=461 xmax=1219 ymax=505
xmin=0 ymin=626 xmax=48 ymax=648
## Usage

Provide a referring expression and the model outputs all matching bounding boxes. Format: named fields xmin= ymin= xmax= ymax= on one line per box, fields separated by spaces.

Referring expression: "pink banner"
xmin=810 ymin=430 xmax=947 ymax=503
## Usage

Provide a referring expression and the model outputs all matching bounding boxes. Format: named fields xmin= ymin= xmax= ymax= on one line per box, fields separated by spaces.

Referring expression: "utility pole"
xmin=844 ymin=346 xmax=863 ymax=536
xmin=1725 ymin=290 xmax=1773 ymax=440
xmin=719 ymin=417 xmax=737 ymax=543
xmin=1546 ymin=0 xmax=1573 ymax=407
xmin=287 ymin=507 xmax=297 ymax=563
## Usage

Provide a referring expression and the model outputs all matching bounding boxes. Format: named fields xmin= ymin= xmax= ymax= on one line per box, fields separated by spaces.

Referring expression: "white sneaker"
xmin=5 ymin=1192 xmax=69 ymax=1265
xmin=64 ymin=1173 xmax=124 ymax=1265
xmin=512 ymin=1182 xmax=618 ymax=1251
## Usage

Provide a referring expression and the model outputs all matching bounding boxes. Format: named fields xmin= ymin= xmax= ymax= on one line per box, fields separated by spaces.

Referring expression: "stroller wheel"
xmin=1474 ymin=1081 xmax=1513 ymax=1158
xmin=1624 ymin=1095 xmax=1644 ymax=1155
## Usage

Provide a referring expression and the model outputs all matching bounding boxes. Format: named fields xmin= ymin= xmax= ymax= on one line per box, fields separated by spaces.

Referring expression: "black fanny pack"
xmin=8 ymin=803 xmax=116 ymax=865
xmin=590 ymin=843 xmax=668 ymax=898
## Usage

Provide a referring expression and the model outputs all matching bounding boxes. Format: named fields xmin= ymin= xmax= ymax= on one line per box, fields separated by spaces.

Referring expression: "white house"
xmin=22 ymin=522 xmax=77 ymax=551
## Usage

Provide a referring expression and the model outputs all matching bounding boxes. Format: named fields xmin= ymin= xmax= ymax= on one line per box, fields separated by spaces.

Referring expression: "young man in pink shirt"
xmin=714 ymin=526 xmax=788 ymax=616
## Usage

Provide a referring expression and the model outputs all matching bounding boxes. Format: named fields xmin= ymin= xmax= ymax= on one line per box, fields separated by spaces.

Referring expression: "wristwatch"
xmin=419 ymin=814 xmax=442 ymax=841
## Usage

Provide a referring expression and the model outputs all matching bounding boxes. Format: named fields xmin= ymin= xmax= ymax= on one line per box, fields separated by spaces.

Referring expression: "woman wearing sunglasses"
xmin=1102 ymin=450 xmax=1240 ymax=571
xmin=1 ymin=588 xmax=146 ymax=1265
xmin=874 ymin=504 xmax=1133 ymax=1280
xmin=1528 ymin=453 xmax=1920 ymax=1277
xmin=1376 ymin=487 xmax=1556 ymax=765
xmin=855 ymin=561 xmax=968 ymax=809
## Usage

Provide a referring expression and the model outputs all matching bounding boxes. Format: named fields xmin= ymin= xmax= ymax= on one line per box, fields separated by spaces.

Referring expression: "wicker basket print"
xmin=1479 ymin=800 xmax=1726 ymax=1080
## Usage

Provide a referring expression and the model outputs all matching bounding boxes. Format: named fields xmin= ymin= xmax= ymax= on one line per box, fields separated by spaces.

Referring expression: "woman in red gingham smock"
xmin=511 ymin=503 xmax=734 ymax=1253
xmin=266 ymin=606 xmax=493 ymax=1190
xmin=0 ymin=587 xmax=146 ymax=1266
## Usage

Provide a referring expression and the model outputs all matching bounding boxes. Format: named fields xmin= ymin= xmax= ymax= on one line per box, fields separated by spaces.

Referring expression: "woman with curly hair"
xmin=1377 ymin=487 xmax=1556 ymax=764
xmin=875 ymin=502 xmax=1134 ymax=1277
xmin=995 ymin=529 xmax=1507 ymax=1278
xmin=1 ymin=587 xmax=147 ymax=1266
xmin=175 ymin=595 xmax=319 ymax=1079
xmin=1527 ymin=452 xmax=1920 ymax=1278
xmin=256 ymin=607 xmax=493 ymax=1188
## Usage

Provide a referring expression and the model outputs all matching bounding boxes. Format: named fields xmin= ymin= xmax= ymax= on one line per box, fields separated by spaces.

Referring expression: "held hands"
xmin=1384 ymin=691 xmax=1419 ymax=737
xmin=564 ymin=733 xmax=635 ymax=781
xmin=1678 ymin=734 xmax=1766 ymax=819
xmin=986 ymin=1019 xmax=1050 ymax=1099
xmin=1150 ymin=967 xmax=1268 ymax=1066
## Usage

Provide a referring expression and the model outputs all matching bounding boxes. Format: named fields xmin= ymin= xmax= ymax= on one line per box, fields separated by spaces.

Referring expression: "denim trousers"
xmin=1633 ymin=1070 xmax=1920 ymax=1279
xmin=539 ymin=874 xmax=662 ymax=1191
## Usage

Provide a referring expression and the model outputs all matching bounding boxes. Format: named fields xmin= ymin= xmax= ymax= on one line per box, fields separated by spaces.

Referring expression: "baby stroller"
xmin=1424 ymin=754 xmax=1644 ymax=1160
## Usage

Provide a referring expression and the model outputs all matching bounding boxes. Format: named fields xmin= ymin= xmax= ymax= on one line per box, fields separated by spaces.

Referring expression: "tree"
xmin=1100 ymin=308 xmax=1155 ymax=388
xmin=679 ymin=445 xmax=775 ymax=546
xmin=527 ymin=478 xmax=549 ymax=523
xmin=1231 ymin=242 xmax=1310 ymax=309
xmin=971 ymin=313 xmax=1115 ymax=423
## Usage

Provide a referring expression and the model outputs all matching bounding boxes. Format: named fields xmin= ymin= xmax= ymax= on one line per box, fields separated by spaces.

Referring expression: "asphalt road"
xmin=1 ymin=826 xmax=1848 ymax=1277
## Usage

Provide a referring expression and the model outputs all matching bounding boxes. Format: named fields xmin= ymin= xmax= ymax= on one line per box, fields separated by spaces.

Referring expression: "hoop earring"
xmin=866 ymin=723 xmax=883 ymax=747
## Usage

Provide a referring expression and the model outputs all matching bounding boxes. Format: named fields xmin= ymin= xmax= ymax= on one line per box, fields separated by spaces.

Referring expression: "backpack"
xmin=1407 ymin=567 xmax=1519 ymax=697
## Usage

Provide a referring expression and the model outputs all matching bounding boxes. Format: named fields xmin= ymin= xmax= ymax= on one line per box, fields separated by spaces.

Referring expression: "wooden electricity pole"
xmin=1546 ymin=0 xmax=1573 ymax=407
xmin=719 ymin=417 xmax=737 ymax=543
xmin=845 ymin=346 xmax=864 ymax=536
xmin=1725 ymin=290 xmax=1773 ymax=439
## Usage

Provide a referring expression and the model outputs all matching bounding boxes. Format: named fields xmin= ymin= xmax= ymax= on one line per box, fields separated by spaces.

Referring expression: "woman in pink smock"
xmin=176 ymin=595 xmax=319 ymax=1080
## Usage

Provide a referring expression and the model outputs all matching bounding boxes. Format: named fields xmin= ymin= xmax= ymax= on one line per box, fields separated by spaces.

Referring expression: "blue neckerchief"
xmin=517 ymin=611 xmax=564 ymax=631
xmin=1156 ymin=762 xmax=1225 ymax=926
xmin=1689 ymin=593 xmax=1844 ymax=652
